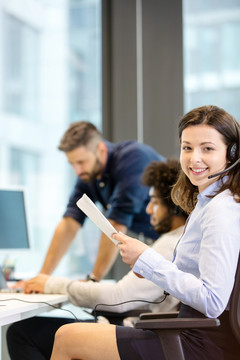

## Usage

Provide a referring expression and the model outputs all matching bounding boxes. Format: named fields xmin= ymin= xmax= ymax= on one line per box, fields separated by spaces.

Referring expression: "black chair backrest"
xmin=229 ymin=253 xmax=240 ymax=344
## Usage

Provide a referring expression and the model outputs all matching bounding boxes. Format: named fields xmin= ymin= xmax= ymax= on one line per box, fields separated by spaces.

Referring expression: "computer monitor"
xmin=0 ymin=187 xmax=31 ymax=252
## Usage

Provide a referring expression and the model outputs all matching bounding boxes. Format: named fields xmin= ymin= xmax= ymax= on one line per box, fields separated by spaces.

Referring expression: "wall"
xmin=102 ymin=0 xmax=183 ymax=158
xmin=102 ymin=0 xmax=183 ymax=280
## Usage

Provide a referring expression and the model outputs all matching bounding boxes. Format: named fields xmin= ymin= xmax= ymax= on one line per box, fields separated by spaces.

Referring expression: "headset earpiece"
xmin=208 ymin=142 xmax=240 ymax=179
xmin=227 ymin=143 xmax=238 ymax=162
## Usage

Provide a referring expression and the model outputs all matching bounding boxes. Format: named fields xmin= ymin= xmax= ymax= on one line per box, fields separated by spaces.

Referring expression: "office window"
xmin=2 ymin=13 xmax=38 ymax=120
xmin=10 ymin=148 xmax=40 ymax=187
xmin=183 ymin=0 xmax=240 ymax=120
xmin=67 ymin=0 xmax=102 ymax=274
xmin=9 ymin=148 xmax=41 ymax=272
xmin=69 ymin=0 xmax=102 ymax=128
xmin=0 ymin=0 xmax=102 ymax=277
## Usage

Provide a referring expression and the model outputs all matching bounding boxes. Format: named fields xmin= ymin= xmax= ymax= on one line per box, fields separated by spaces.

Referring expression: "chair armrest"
xmin=135 ymin=317 xmax=220 ymax=330
xmin=93 ymin=308 xmax=151 ymax=319
xmin=139 ymin=311 xmax=179 ymax=320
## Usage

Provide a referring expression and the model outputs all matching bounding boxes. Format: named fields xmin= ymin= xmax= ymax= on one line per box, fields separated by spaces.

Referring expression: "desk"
xmin=0 ymin=293 xmax=68 ymax=359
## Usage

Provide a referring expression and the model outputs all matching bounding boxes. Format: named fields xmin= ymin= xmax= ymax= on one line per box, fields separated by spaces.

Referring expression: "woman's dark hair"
xmin=171 ymin=105 xmax=240 ymax=213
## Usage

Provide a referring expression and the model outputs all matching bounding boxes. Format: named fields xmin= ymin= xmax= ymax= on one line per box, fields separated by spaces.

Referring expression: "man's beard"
xmin=79 ymin=157 xmax=104 ymax=183
xmin=152 ymin=213 xmax=172 ymax=234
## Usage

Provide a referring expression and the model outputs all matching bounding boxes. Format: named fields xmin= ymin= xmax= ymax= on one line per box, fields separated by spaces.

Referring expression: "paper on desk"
xmin=76 ymin=194 xmax=119 ymax=245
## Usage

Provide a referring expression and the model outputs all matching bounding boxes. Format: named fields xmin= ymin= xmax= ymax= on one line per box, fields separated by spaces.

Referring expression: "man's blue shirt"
xmin=64 ymin=140 xmax=164 ymax=239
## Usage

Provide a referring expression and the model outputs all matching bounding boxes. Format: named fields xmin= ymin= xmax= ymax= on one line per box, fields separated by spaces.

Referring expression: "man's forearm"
xmin=40 ymin=217 xmax=80 ymax=275
xmin=91 ymin=221 xmax=127 ymax=280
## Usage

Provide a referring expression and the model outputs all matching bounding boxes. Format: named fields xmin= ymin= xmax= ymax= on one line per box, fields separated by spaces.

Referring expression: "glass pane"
xmin=2 ymin=13 xmax=39 ymax=120
xmin=183 ymin=0 xmax=240 ymax=120
xmin=68 ymin=0 xmax=102 ymax=128
xmin=0 ymin=0 xmax=102 ymax=278
xmin=9 ymin=148 xmax=41 ymax=272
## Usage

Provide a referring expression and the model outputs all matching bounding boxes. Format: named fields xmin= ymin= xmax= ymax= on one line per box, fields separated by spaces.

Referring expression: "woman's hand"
xmin=23 ymin=273 xmax=50 ymax=294
xmin=112 ymin=232 xmax=149 ymax=268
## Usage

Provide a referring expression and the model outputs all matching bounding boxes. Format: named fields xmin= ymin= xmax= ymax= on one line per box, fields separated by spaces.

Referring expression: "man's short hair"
xmin=58 ymin=121 xmax=103 ymax=152
xmin=142 ymin=159 xmax=185 ymax=217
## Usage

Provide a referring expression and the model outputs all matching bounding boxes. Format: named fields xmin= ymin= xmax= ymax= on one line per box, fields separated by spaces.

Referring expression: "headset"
xmin=208 ymin=143 xmax=240 ymax=179
xmin=227 ymin=143 xmax=238 ymax=162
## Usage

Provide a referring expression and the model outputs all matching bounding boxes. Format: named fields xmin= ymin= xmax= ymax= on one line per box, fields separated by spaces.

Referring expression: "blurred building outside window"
xmin=0 ymin=0 xmax=102 ymax=278
xmin=183 ymin=0 xmax=240 ymax=121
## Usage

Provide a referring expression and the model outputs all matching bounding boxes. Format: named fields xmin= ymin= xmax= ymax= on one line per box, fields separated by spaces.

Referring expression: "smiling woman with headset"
xmin=49 ymin=105 xmax=240 ymax=360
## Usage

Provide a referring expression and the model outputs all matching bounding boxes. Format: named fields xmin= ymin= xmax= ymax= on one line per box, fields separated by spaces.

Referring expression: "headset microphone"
xmin=208 ymin=158 xmax=240 ymax=179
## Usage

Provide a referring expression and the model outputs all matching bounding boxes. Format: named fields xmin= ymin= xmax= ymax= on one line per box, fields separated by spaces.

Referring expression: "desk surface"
xmin=0 ymin=293 xmax=68 ymax=326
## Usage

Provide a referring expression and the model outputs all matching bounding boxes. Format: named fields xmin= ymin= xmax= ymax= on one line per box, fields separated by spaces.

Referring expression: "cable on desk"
xmin=92 ymin=292 xmax=169 ymax=322
xmin=0 ymin=292 xmax=169 ymax=323
xmin=0 ymin=298 xmax=80 ymax=321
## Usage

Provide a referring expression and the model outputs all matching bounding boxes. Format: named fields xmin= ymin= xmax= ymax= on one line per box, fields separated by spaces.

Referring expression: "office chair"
xmin=135 ymin=254 xmax=240 ymax=360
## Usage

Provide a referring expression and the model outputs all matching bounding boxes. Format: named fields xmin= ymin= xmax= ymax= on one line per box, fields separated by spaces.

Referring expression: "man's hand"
xmin=9 ymin=279 xmax=25 ymax=289
xmin=23 ymin=274 xmax=50 ymax=294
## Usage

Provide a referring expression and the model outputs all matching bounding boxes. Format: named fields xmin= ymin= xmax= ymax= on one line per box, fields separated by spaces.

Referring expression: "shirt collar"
xmin=197 ymin=175 xmax=228 ymax=201
xmin=97 ymin=140 xmax=114 ymax=182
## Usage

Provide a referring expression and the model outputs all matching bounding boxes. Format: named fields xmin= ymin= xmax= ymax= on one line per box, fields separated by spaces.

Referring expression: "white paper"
xmin=76 ymin=194 xmax=119 ymax=245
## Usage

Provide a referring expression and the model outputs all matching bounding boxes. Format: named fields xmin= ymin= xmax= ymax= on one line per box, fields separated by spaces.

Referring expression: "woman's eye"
xmin=182 ymin=146 xmax=191 ymax=151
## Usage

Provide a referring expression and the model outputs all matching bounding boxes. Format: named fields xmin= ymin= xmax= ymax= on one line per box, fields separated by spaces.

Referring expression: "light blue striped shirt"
xmin=133 ymin=177 xmax=240 ymax=318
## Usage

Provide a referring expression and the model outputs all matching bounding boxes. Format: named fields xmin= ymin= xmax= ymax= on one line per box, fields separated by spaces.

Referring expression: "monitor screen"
xmin=0 ymin=188 xmax=30 ymax=250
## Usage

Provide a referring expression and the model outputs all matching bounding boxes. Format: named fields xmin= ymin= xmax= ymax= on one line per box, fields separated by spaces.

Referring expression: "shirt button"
xmin=140 ymin=270 xmax=144 ymax=274
xmin=107 ymin=204 xmax=111 ymax=209
xmin=99 ymin=182 xmax=105 ymax=188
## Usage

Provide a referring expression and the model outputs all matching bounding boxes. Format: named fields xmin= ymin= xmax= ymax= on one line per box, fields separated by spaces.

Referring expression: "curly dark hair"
xmin=142 ymin=159 xmax=186 ymax=217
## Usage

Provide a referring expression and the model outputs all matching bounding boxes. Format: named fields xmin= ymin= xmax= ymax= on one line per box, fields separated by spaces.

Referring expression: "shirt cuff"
xmin=45 ymin=276 xmax=69 ymax=294
xmin=133 ymin=247 xmax=165 ymax=280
